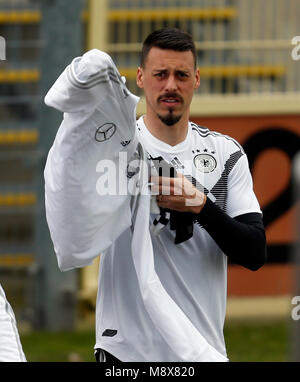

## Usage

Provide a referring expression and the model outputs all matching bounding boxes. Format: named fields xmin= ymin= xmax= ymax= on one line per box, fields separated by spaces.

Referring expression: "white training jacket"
xmin=44 ymin=49 xmax=228 ymax=362
xmin=0 ymin=283 xmax=26 ymax=362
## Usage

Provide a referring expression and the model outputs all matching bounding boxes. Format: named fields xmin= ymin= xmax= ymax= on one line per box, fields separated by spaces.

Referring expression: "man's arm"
xmin=195 ymin=198 xmax=267 ymax=271
xmin=152 ymin=174 xmax=267 ymax=271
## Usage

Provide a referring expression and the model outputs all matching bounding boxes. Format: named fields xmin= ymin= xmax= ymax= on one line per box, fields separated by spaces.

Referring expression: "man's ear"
xmin=194 ymin=68 xmax=200 ymax=90
xmin=136 ymin=67 xmax=144 ymax=89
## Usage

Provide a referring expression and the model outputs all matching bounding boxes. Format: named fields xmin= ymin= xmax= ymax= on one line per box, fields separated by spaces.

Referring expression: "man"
xmin=44 ymin=28 xmax=266 ymax=362
xmin=0 ymin=283 xmax=26 ymax=362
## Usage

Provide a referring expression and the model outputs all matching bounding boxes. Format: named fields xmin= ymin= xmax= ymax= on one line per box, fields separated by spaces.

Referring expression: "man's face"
xmin=136 ymin=47 xmax=200 ymax=126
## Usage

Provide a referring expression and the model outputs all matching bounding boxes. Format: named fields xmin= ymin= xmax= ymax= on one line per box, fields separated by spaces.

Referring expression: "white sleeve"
xmin=44 ymin=49 xmax=140 ymax=271
xmin=0 ymin=284 xmax=26 ymax=362
xmin=226 ymin=153 xmax=262 ymax=218
xmin=44 ymin=49 xmax=132 ymax=113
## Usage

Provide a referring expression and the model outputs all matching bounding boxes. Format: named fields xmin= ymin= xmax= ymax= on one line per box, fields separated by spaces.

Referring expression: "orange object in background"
xmin=192 ymin=115 xmax=300 ymax=296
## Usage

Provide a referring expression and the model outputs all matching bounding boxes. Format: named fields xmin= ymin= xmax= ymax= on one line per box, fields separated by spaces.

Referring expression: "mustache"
xmin=157 ymin=93 xmax=183 ymax=103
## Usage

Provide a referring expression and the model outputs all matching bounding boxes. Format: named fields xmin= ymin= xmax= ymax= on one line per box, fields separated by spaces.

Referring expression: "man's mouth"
xmin=162 ymin=99 xmax=179 ymax=104
xmin=158 ymin=94 xmax=183 ymax=106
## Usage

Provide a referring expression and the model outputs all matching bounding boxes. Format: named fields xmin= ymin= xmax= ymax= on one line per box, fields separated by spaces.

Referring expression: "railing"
xmin=2 ymin=2 xmax=298 ymax=100
xmin=86 ymin=0 xmax=300 ymax=115
xmin=0 ymin=0 xmax=42 ymax=329
xmin=0 ymin=0 xmax=85 ymax=330
xmin=0 ymin=1 xmax=40 ymax=261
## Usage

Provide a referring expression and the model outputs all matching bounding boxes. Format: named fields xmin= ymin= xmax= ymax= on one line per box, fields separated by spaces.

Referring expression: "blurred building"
xmin=0 ymin=0 xmax=299 ymax=328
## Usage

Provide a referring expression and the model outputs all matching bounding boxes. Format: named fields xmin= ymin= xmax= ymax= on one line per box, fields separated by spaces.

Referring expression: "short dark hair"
xmin=140 ymin=28 xmax=197 ymax=69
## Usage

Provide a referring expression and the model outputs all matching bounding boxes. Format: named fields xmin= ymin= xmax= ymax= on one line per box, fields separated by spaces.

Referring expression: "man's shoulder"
xmin=189 ymin=121 xmax=244 ymax=153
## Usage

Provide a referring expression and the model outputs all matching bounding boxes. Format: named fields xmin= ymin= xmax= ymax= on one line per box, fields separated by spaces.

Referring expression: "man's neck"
xmin=143 ymin=114 xmax=189 ymax=147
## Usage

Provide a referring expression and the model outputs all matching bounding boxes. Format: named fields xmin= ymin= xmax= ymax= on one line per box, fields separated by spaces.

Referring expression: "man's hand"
xmin=150 ymin=173 xmax=207 ymax=214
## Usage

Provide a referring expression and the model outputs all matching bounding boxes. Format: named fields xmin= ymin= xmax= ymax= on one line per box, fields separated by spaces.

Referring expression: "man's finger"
xmin=151 ymin=184 xmax=176 ymax=195
xmin=150 ymin=176 xmax=177 ymax=186
xmin=157 ymin=195 xmax=191 ymax=212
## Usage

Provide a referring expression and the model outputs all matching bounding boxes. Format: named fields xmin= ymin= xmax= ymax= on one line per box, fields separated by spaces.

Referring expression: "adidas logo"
xmin=121 ymin=140 xmax=131 ymax=147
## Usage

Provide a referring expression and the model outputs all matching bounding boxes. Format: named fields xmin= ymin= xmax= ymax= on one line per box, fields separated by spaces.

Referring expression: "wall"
xmin=192 ymin=114 xmax=300 ymax=296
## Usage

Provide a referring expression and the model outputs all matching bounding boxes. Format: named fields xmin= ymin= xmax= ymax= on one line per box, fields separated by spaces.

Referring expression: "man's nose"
xmin=164 ymin=74 xmax=178 ymax=92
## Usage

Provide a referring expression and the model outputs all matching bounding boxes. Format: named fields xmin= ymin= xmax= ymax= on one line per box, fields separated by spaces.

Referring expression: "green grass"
xmin=20 ymin=319 xmax=290 ymax=362
xmin=224 ymin=319 xmax=290 ymax=362
xmin=20 ymin=330 xmax=96 ymax=362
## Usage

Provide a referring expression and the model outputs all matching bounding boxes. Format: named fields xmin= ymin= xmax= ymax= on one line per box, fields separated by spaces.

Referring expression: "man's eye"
xmin=177 ymin=72 xmax=188 ymax=78
xmin=155 ymin=73 xmax=164 ymax=77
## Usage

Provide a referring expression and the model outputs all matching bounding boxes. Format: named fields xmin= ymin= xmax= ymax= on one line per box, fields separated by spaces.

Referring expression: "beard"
xmin=156 ymin=93 xmax=184 ymax=126
xmin=158 ymin=111 xmax=182 ymax=126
